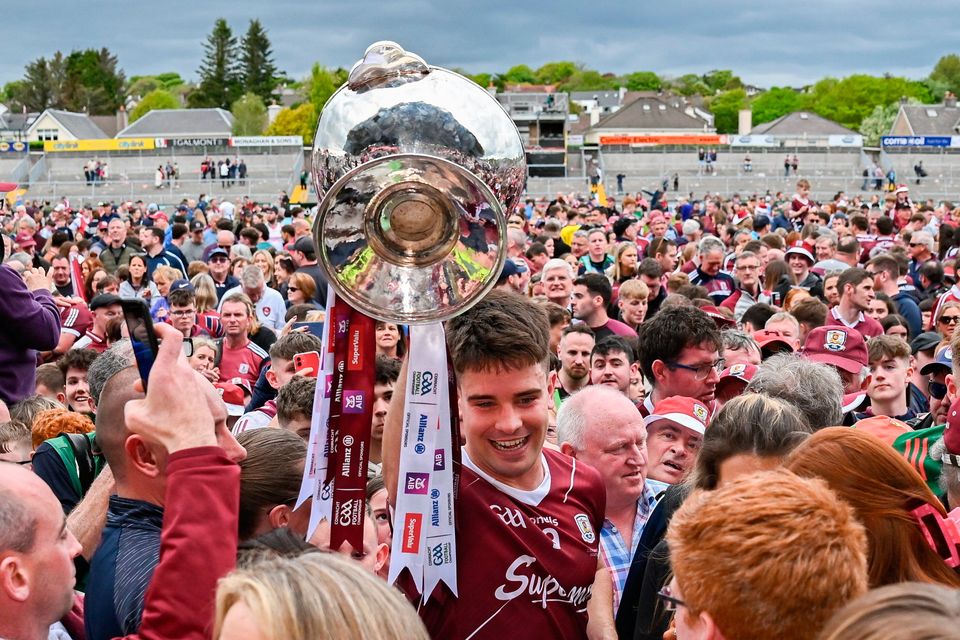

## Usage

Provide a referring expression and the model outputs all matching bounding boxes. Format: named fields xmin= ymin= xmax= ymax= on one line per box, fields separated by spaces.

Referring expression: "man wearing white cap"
xmin=775 ymin=240 xmax=823 ymax=303
xmin=643 ymin=395 xmax=709 ymax=485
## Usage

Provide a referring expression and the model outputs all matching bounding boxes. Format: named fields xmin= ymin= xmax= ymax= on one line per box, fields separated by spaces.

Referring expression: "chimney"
xmin=267 ymin=104 xmax=282 ymax=125
xmin=946 ymin=92 xmax=958 ymax=109
xmin=590 ymin=108 xmax=600 ymax=126
xmin=116 ymin=105 xmax=128 ymax=133
xmin=738 ymin=108 xmax=752 ymax=135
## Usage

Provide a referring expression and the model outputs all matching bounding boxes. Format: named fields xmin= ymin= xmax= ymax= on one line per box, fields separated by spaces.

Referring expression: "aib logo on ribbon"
xmin=434 ymin=449 xmax=445 ymax=471
xmin=342 ymin=390 xmax=365 ymax=414
xmin=404 ymin=472 xmax=430 ymax=494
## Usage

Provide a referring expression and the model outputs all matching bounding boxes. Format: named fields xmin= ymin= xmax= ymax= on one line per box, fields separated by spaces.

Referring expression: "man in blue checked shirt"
xmin=557 ymin=384 xmax=664 ymax=617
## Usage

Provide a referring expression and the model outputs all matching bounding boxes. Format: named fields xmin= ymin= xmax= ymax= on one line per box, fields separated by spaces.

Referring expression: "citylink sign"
xmin=44 ymin=138 xmax=156 ymax=152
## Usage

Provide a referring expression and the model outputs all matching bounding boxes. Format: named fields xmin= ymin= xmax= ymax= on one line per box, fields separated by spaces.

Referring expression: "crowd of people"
xmin=3 ymin=174 xmax=960 ymax=639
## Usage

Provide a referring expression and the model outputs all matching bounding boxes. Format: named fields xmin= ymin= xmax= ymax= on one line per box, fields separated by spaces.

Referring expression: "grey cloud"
xmin=0 ymin=0 xmax=957 ymax=89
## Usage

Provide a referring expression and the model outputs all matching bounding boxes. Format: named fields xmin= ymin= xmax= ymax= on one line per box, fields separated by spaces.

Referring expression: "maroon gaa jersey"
xmin=403 ymin=447 xmax=606 ymax=639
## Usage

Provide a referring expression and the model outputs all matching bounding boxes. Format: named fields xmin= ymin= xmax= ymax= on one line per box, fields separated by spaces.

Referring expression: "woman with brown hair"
xmin=785 ymin=427 xmax=960 ymax=588
xmin=762 ymin=258 xmax=790 ymax=305
xmin=285 ymin=272 xmax=316 ymax=307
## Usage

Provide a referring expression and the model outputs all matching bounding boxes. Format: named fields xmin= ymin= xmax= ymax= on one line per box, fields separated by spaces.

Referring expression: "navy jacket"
xmin=85 ymin=496 xmax=163 ymax=640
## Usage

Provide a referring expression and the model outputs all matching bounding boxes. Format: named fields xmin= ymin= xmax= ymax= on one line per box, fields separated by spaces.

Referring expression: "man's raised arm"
xmin=382 ymin=357 xmax=408 ymax=506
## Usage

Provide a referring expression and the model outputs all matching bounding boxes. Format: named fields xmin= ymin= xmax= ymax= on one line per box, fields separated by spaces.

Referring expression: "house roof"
xmin=896 ymin=103 xmax=960 ymax=136
xmin=591 ymin=95 xmax=708 ymax=131
xmin=117 ymin=108 xmax=234 ymax=138
xmin=569 ymin=90 xmax=624 ymax=109
xmin=504 ymin=84 xmax=557 ymax=93
xmin=750 ymin=111 xmax=858 ymax=136
xmin=31 ymin=109 xmax=108 ymax=139
xmin=90 ymin=115 xmax=121 ymax=138
xmin=0 ymin=111 xmax=34 ymax=133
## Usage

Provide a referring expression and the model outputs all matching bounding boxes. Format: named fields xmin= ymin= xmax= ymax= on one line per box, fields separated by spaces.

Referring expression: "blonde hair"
xmin=152 ymin=265 xmax=182 ymax=284
xmin=214 ymin=553 xmax=429 ymax=640
xmin=253 ymin=249 xmax=276 ymax=285
xmin=618 ymin=279 xmax=649 ymax=301
xmin=191 ymin=273 xmax=219 ymax=313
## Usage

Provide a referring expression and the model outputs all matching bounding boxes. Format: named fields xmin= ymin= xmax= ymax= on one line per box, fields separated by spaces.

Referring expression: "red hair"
xmin=786 ymin=427 xmax=960 ymax=588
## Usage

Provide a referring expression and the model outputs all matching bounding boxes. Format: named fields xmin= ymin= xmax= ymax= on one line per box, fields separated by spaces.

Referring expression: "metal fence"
xmin=23 ymin=176 xmax=293 ymax=206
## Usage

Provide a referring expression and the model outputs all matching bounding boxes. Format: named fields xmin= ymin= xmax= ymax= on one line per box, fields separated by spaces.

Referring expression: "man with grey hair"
xmin=908 ymin=230 xmax=935 ymax=287
xmin=681 ymin=219 xmax=701 ymax=245
xmin=764 ymin=311 xmax=802 ymax=349
xmin=541 ymin=258 xmax=575 ymax=309
xmin=506 ymin=227 xmax=528 ymax=260
xmin=721 ymin=329 xmax=761 ymax=366
xmin=557 ymin=385 xmax=658 ymax=617
xmin=745 ymin=352 xmax=843 ymax=430
xmin=570 ymin=229 xmax=590 ymax=261
xmin=220 ymin=265 xmax=285 ymax=331
xmin=813 ymin=231 xmax=849 ymax=273
xmin=689 ymin=236 xmax=735 ymax=304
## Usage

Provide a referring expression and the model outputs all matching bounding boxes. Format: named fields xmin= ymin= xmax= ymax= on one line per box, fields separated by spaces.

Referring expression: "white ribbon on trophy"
xmin=298 ymin=288 xmax=336 ymax=537
xmin=389 ymin=323 xmax=457 ymax=597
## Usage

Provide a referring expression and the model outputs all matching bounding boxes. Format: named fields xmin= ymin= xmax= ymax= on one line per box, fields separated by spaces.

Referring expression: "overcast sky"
xmin=3 ymin=1 xmax=958 ymax=88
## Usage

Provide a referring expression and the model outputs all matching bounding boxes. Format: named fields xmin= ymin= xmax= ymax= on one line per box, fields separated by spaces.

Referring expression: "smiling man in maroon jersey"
xmin=384 ymin=290 xmax=607 ymax=639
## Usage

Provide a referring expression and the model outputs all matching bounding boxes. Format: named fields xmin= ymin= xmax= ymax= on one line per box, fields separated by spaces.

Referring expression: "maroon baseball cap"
xmin=716 ymin=363 xmax=758 ymax=397
xmin=701 ymin=305 xmax=736 ymax=329
xmin=15 ymin=231 xmax=36 ymax=248
xmin=801 ymin=326 xmax=868 ymax=374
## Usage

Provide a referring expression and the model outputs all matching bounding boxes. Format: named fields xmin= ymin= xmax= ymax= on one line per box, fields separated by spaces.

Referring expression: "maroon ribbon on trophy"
xmin=325 ymin=305 xmax=377 ymax=552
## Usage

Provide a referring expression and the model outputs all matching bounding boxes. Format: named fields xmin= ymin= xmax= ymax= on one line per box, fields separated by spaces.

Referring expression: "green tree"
xmin=13 ymin=53 xmax=66 ymax=111
xmin=231 ymin=92 xmax=267 ymax=135
xmin=859 ymin=102 xmax=903 ymax=147
xmin=239 ymin=19 xmax=279 ymax=104
xmin=155 ymin=72 xmax=185 ymax=89
xmin=559 ymin=70 xmax=617 ymax=92
xmin=308 ymin=64 xmax=337 ymax=113
xmin=503 ymin=64 xmax=536 ymax=84
xmin=129 ymin=88 xmax=179 ymax=122
xmin=535 ymin=61 xmax=577 ymax=86
xmin=266 ymin=103 xmax=316 ymax=144
xmin=749 ymin=87 xmax=805 ymax=125
xmin=669 ymin=73 xmax=710 ymax=96
xmin=127 ymin=73 xmax=185 ymax=100
xmin=127 ymin=76 xmax=161 ymax=98
xmin=707 ymin=88 xmax=747 ymax=133
xmin=623 ymin=71 xmax=661 ymax=91
xmin=193 ymin=18 xmax=241 ymax=109
xmin=930 ymin=54 xmax=960 ymax=97
xmin=467 ymin=72 xmax=493 ymax=88
xmin=805 ymin=74 xmax=933 ymax=129
xmin=61 ymin=48 xmax=125 ymax=114
xmin=703 ymin=69 xmax=741 ymax=93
